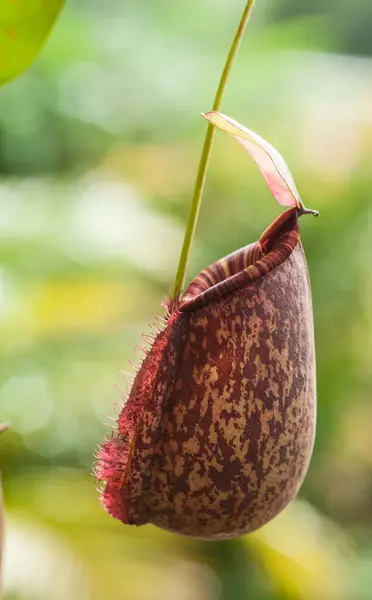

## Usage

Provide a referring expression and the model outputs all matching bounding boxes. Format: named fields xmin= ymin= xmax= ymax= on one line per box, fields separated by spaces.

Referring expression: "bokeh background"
xmin=1 ymin=0 xmax=372 ymax=598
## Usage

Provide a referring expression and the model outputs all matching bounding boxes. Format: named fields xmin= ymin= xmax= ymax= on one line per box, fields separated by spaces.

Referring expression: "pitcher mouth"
xmin=180 ymin=207 xmax=300 ymax=312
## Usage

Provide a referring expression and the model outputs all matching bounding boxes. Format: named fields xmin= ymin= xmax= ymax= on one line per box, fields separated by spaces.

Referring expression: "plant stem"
xmin=172 ymin=0 xmax=256 ymax=299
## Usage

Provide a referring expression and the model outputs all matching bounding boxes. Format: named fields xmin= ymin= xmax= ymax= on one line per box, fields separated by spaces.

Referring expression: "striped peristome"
xmin=181 ymin=208 xmax=299 ymax=311
xmin=181 ymin=241 xmax=262 ymax=307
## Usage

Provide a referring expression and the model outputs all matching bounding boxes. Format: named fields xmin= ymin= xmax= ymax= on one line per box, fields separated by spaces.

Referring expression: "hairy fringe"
xmin=92 ymin=311 xmax=168 ymax=506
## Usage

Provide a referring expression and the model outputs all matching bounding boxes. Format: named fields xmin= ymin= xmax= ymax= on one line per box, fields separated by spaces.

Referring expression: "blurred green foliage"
xmin=1 ymin=0 xmax=372 ymax=598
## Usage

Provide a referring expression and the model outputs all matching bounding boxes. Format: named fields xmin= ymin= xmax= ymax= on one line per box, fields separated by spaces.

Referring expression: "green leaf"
xmin=0 ymin=0 xmax=64 ymax=85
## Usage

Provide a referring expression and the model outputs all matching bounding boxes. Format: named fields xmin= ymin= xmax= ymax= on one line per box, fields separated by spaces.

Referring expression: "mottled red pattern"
xmin=96 ymin=208 xmax=316 ymax=539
